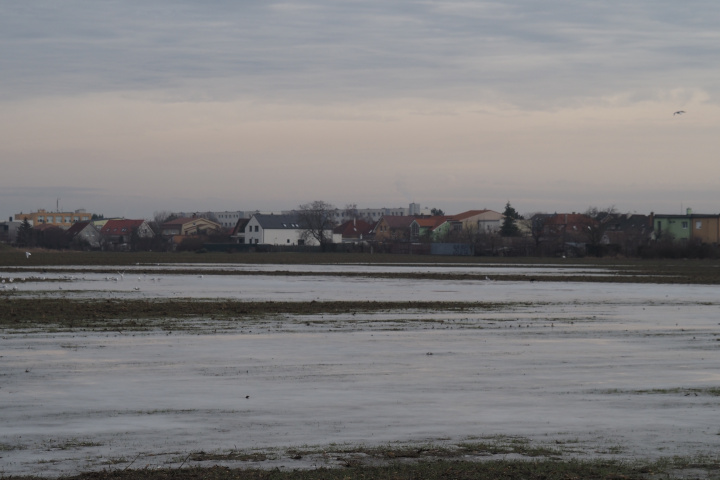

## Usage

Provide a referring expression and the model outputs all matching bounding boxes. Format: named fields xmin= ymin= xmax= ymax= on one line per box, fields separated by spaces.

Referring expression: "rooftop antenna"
xmin=57 ymin=198 xmax=59 ymax=212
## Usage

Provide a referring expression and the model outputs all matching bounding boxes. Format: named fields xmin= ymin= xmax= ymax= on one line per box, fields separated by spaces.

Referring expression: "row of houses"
xmin=4 ymin=205 xmax=720 ymax=255
xmin=233 ymin=210 xmax=506 ymax=246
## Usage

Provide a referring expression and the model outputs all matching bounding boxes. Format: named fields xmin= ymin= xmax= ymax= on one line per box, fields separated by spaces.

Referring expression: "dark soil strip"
xmin=0 ymin=458 xmax=690 ymax=480
xmin=0 ymin=299 xmax=510 ymax=329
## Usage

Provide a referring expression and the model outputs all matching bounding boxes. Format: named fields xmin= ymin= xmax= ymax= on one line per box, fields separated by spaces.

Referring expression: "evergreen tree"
xmin=17 ymin=218 xmax=34 ymax=247
xmin=500 ymin=202 xmax=521 ymax=237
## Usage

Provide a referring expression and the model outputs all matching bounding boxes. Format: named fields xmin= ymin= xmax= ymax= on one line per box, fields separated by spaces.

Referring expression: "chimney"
xmin=686 ymin=208 xmax=692 ymax=215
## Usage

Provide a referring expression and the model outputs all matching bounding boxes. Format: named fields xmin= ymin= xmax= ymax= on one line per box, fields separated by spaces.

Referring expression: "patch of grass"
xmin=458 ymin=437 xmax=563 ymax=458
xmin=189 ymin=451 xmax=270 ymax=462
xmin=597 ymin=387 xmax=720 ymax=396
xmin=44 ymin=438 xmax=103 ymax=450
xmin=4 ymin=251 xmax=720 ymax=284
xmin=0 ymin=458 xmax=703 ymax=480
xmin=0 ymin=298 xmax=517 ymax=332
xmin=0 ymin=442 xmax=27 ymax=451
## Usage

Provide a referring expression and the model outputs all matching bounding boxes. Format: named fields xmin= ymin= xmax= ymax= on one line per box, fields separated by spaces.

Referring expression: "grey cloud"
xmin=2 ymin=1 xmax=719 ymax=107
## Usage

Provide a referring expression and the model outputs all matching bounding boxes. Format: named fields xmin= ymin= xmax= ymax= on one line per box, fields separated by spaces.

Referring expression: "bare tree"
xmin=153 ymin=210 xmax=175 ymax=225
xmin=526 ymin=213 xmax=550 ymax=255
xmin=583 ymin=206 xmax=617 ymax=255
xmin=343 ymin=203 xmax=359 ymax=220
xmin=297 ymin=201 xmax=337 ymax=250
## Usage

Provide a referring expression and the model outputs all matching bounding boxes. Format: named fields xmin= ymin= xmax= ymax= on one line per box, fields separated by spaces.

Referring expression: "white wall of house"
xmin=245 ymin=216 xmax=334 ymax=245
xmin=244 ymin=218 xmax=304 ymax=245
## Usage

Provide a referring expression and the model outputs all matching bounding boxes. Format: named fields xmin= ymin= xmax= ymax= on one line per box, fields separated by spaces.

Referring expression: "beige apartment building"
xmin=14 ymin=209 xmax=95 ymax=228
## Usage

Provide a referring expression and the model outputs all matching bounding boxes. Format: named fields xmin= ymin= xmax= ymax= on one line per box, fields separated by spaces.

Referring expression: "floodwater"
xmin=1 ymin=263 xmax=719 ymax=476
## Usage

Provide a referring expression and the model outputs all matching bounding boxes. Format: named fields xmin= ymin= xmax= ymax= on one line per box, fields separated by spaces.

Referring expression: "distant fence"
xmin=201 ymin=243 xmax=322 ymax=253
xmin=431 ymin=243 xmax=475 ymax=256
xmin=202 ymin=242 xmax=474 ymax=256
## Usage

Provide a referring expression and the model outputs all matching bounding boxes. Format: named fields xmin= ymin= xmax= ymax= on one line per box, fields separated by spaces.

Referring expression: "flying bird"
xmin=25 ymin=252 xmax=31 ymax=258
xmin=673 ymin=110 xmax=685 ymax=116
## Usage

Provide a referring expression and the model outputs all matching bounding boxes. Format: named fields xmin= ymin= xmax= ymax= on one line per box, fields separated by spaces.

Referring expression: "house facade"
xmin=13 ymin=209 xmax=95 ymax=228
xmin=651 ymin=213 xmax=692 ymax=242
xmin=372 ymin=215 xmax=416 ymax=242
xmin=450 ymin=210 xmax=504 ymax=234
xmin=173 ymin=211 xmax=246 ymax=229
xmin=245 ymin=214 xmax=334 ymax=246
xmin=65 ymin=221 xmax=101 ymax=250
xmin=690 ymin=215 xmax=720 ymax=244
xmin=333 ymin=219 xmax=374 ymax=243
xmin=230 ymin=218 xmax=250 ymax=244
xmin=0 ymin=220 xmax=21 ymax=244
xmin=411 ymin=216 xmax=450 ymax=242
xmin=100 ymin=219 xmax=154 ymax=249
xmin=160 ymin=217 xmax=223 ymax=237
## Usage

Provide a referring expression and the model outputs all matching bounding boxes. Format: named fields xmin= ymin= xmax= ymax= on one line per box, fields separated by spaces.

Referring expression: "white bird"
xmin=673 ymin=110 xmax=685 ymax=116
xmin=25 ymin=252 xmax=31 ymax=258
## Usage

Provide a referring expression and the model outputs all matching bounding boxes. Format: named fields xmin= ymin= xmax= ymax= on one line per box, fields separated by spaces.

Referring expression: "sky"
xmin=1 ymin=1 xmax=719 ymax=220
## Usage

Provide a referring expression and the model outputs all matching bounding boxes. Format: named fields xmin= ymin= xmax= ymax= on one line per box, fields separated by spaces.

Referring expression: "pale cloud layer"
xmin=1 ymin=1 xmax=719 ymax=218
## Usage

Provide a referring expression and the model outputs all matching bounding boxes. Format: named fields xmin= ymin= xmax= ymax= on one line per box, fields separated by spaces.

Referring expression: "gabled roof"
xmin=379 ymin=215 xmax=416 ymax=228
xmin=65 ymin=221 xmax=94 ymax=237
xmin=413 ymin=216 xmax=450 ymax=229
xmin=161 ymin=217 xmax=221 ymax=228
xmin=252 ymin=214 xmax=304 ymax=229
xmin=231 ymin=218 xmax=250 ymax=236
xmin=100 ymin=219 xmax=146 ymax=235
xmin=333 ymin=219 xmax=374 ymax=237
xmin=449 ymin=210 xmax=492 ymax=221
xmin=602 ymin=214 xmax=651 ymax=231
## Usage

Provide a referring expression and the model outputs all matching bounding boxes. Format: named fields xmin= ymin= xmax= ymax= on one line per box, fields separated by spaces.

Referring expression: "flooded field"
xmin=1 ymin=262 xmax=719 ymax=477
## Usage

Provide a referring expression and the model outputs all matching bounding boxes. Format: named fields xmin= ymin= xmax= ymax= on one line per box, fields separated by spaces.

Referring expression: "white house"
xmin=245 ymin=214 xmax=334 ymax=246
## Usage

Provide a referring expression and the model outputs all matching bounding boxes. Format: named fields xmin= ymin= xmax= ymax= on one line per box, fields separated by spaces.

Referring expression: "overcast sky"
xmin=2 ymin=1 xmax=719 ymax=219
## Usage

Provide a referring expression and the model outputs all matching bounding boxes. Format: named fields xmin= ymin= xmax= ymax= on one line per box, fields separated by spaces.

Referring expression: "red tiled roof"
xmin=414 ymin=216 xmax=449 ymax=229
xmin=100 ymin=219 xmax=146 ymax=235
xmin=334 ymin=219 xmax=374 ymax=237
xmin=380 ymin=215 xmax=416 ymax=228
xmin=449 ymin=210 xmax=491 ymax=221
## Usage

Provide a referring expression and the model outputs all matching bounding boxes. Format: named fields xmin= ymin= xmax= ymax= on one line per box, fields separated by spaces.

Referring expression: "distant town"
xmin=2 ymin=201 xmax=719 ymax=258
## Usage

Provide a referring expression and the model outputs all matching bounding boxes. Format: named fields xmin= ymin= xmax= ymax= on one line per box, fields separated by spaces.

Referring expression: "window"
xmin=682 ymin=221 xmax=688 ymax=229
xmin=696 ymin=221 xmax=702 ymax=229
xmin=255 ymin=226 xmax=259 ymax=232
